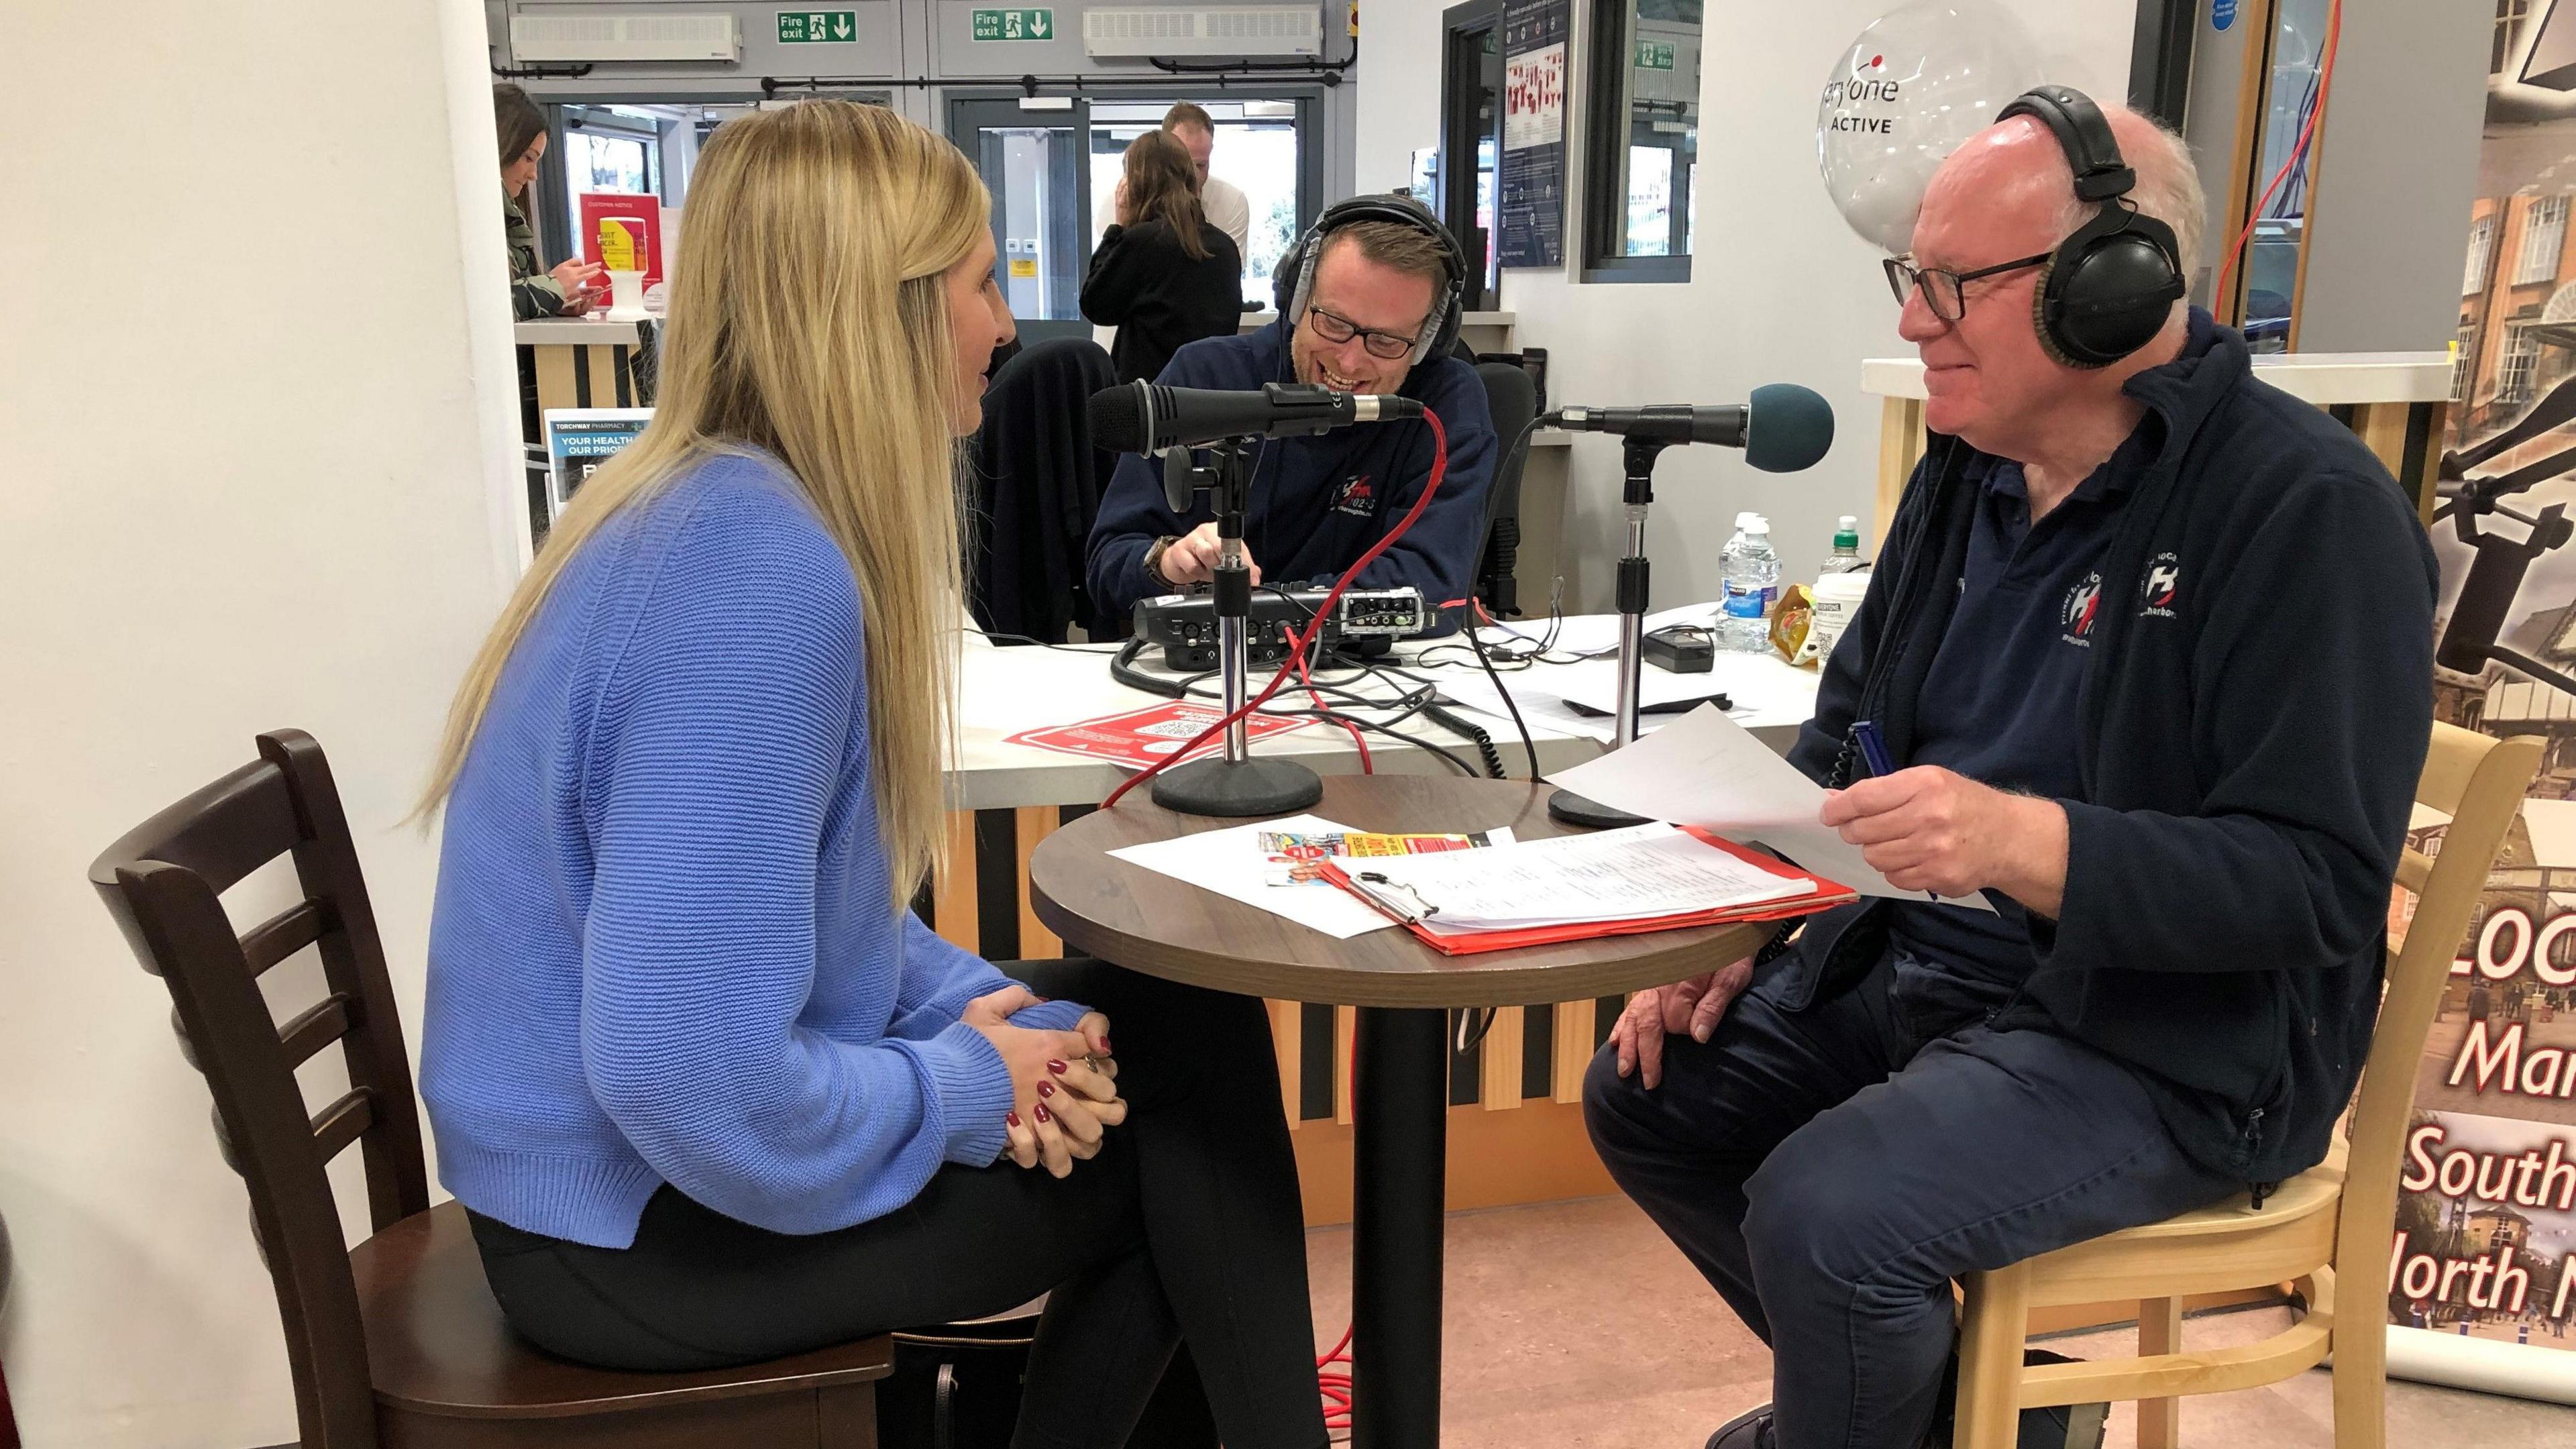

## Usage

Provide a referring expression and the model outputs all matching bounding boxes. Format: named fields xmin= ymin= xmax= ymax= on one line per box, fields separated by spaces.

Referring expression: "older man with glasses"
xmin=1086 ymin=197 xmax=1496 ymax=634
xmin=1585 ymin=91 xmax=2436 ymax=1449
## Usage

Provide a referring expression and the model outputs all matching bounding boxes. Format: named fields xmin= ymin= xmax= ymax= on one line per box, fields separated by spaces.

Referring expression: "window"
xmin=2519 ymin=195 xmax=2570 ymax=286
xmin=1085 ymin=100 xmax=1304 ymax=309
xmin=2468 ymin=215 xmax=2498 ymax=294
xmin=1582 ymin=0 xmax=1699 ymax=281
xmin=2498 ymin=0 xmax=2534 ymax=77
xmin=2498 ymin=321 xmax=2542 ymax=405
xmin=2455 ymin=324 xmax=2481 ymax=405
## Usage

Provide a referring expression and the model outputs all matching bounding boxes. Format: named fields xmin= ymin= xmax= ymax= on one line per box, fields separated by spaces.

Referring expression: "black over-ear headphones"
xmin=1271 ymin=193 xmax=1468 ymax=366
xmin=1994 ymin=85 xmax=2187 ymax=368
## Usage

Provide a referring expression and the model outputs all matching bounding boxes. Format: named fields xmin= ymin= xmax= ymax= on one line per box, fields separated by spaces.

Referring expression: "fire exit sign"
xmin=777 ymin=10 xmax=859 ymax=44
xmin=972 ymin=8 xmax=1055 ymax=41
xmin=1635 ymin=40 xmax=1675 ymax=70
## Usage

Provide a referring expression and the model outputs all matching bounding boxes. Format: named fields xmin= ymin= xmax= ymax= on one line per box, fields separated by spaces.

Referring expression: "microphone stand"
xmin=1548 ymin=435 xmax=1671 ymax=828
xmin=1152 ymin=437 xmax=1326 ymax=818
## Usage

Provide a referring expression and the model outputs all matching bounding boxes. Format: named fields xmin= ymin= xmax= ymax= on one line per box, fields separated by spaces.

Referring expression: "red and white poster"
xmin=1006 ymin=702 xmax=1309 ymax=770
xmin=578 ymin=191 xmax=663 ymax=293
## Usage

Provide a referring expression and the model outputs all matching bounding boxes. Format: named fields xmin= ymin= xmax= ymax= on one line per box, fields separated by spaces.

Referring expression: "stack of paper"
xmin=1343 ymin=823 xmax=1814 ymax=935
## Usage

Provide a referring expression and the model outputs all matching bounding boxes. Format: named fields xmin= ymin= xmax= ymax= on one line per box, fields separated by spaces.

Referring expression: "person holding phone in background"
xmin=494 ymin=83 xmax=603 ymax=320
xmin=1083 ymin=130 xmax=1244 ymax=386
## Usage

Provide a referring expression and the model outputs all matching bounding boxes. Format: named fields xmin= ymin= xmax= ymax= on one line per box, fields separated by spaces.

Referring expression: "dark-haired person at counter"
xmin=494 ymin=83 xmax=602 ymax=320
xmin=1081 ymin=131 xmax=1244 ymax=386
xmin=1085 ymin=196 xmax=1495 ymax=633
xmin=418 ymin=101 xmax=1327 ymax=1449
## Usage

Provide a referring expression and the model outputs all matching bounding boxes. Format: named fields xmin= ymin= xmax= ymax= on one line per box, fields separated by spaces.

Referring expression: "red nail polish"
xmin=1098 ymin=1037 xmax=1114 ymax=1055
xmin=1046 ymin=1059 xmax=1068 ymax=1075
xmin=1035 ymin=1104 xmax=1053 ymax=1124
xmin=1037 ymin=1079 xmax=1057 ymax=1098
xmin=1006 ymin=1112 xmax=1022 ymax=1128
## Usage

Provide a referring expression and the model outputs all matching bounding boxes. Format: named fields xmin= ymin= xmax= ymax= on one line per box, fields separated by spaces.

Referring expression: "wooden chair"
xmin=89 ymin=731 xmax=892 ymax=1448
xmin=1950 ymin=722 xmax=2543 ymax=1449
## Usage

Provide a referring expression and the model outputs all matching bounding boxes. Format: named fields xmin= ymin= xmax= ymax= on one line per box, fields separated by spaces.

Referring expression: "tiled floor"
xmin=1304 ymin=1195 xmax=2576 ymax=1449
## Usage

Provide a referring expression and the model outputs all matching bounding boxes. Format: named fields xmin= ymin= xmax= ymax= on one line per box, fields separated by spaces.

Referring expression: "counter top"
xmin=515 ymin=317 xmax=651 ymax=346
xmin=1860 ymin=350 xmax=2451 ymax=405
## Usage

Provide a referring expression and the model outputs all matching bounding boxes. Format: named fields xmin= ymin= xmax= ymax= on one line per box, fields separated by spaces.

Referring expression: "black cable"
xmin=1420 ymin=703 xmax=1505 ymax=778
xmin=1465 ymin=606 xmax=1540 ymax=780
xmin=976 ymin=630 xmax=1128 ymax=656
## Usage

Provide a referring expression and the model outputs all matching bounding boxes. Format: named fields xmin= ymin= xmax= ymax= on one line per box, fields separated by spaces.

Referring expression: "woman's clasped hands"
xmin=964 ymin=985 xmax=1127 ymax=1179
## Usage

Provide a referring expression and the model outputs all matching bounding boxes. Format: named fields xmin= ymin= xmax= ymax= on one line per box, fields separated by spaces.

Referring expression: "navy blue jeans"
xmin=1583 ymin=950 xmax=2236 ymax=1449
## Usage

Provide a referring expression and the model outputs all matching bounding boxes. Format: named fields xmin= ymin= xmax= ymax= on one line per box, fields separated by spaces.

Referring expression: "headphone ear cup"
xmin=2050 ymin=234 xmax=2184 ymax=368
xmin=2031 ymin=257 xmax=2088 ymax=368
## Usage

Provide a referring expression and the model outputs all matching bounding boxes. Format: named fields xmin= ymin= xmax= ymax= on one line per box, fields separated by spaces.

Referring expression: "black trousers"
xmin=469 ymin=961 xmax=1326 ymax=1449
xmin=1583 ymin=949 xmax=2238 ymax=1449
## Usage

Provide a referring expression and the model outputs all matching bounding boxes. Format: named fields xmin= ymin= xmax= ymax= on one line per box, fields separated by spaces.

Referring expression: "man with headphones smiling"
xmin=1084 ymin=195 xmax=1497 ymax=632
xmin=1585 ymin=90 xmax=2436 ymax=1449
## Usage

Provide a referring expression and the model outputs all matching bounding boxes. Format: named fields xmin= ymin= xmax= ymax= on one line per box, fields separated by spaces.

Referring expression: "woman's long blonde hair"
xmin=421 ymin=101 xmax=988 ymax=902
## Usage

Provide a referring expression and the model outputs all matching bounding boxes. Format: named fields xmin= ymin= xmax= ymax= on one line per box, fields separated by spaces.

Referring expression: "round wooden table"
xmin=1030 ymin=775 xmax=1774 ymax=1448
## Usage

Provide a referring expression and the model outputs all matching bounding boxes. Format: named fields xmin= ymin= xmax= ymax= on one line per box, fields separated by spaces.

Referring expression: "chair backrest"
xmin=1472 ymin=359 xmax=1540 ymax=617
xmin=89 ymin=730 xmax=429 ymax=1449
xmin=2339 ymin=722 xmax=2542 ymax=1265
xmin=968 ymin=335 xmax=1120 ymax=643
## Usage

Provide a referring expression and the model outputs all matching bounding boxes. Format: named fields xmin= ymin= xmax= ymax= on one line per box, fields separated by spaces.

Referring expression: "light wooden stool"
xmin=1951 ymin=722 xmax=2542 ymax=1449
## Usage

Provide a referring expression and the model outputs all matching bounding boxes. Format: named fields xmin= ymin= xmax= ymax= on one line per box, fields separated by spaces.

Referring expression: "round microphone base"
xmin=1546 ymin=788 xmax=1650 ymax=830
xmin=1151 ymin=755 xmax=1325 ymax=819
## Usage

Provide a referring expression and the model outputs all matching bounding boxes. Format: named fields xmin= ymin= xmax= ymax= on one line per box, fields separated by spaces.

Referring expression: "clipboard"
xmin=1315 ymin=827 xmax=1856 ymax=957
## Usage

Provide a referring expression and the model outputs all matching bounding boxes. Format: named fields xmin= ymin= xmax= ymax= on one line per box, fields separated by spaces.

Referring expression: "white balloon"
xmin=1817 ymin=1 xmax=2049 ymax=252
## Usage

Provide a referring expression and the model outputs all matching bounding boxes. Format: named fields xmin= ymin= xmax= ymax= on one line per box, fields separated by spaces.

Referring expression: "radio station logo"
xmin=2061 ymin=571 xmax=2104 ymax=647
xmin=2139 ymin=551 xmax=2182 ymax=618
xmin=1332 ymin=473 xmax=1376 ymax=517
xmin=1821 ymin=52 xmax=1902 ymax=135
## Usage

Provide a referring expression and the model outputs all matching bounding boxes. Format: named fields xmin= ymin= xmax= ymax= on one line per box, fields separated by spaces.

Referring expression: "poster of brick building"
xmin=2409 ymin=3 xmax=2576 ymax=1376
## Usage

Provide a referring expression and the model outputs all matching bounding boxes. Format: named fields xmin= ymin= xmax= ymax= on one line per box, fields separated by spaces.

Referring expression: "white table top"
xmin=947 ymin=610 xmax=1825 ymax=812
xmin=1860 ymin=350 xmax=2452 ymax=406
xmin=516 ymin=316 xmax=651 ymax=346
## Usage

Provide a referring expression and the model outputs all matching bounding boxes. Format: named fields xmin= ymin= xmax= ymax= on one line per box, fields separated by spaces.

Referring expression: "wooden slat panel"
xmin=276 ymin=994 xmax=354 ymax=1069
xmin=1480 ymin=1006 xmax=1525 ymax=1110
xmin=585 ymin=345 xmax=621 ymax=411
xmin=1332 ymin=1005 xmax=1356 ymax=1126
xmin=310 ymin=1088 xmax=376 ymax=1162
xmin=530 ymin=345 xmax=582 ymax=413
xmin=1874 ymin=396 xmax=1925 ymax=543
xmin=934 ymin=810 xmax=979 ymax=952
xmin=1014 ymin=806 xmax=1061 ymax=959
xmin=241 ymin=898 xmax=328 ymax=976
xmin=1268 ymin=999 xmax=1301 ymax=1131
xmin=1553 ymin=998 xmax=1593 ymax=1104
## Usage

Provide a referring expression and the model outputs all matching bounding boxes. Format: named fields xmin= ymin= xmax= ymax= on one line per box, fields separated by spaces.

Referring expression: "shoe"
xmin=1704 ymin=1403 xmax=1773 ymax=1449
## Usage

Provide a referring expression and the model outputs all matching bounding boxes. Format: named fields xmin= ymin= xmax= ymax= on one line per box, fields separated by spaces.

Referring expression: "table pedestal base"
xmin=1353 ymin=1006 xmax=1448 ymax=1448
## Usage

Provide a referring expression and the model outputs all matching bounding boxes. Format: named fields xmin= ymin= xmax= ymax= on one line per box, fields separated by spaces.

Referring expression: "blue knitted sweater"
xmin=420 ymin=451 xmax=1088 ymax=1248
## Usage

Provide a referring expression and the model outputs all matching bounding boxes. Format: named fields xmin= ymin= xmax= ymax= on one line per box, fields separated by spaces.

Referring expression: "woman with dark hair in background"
xmin=1081 ymin=131 xmax=1242 ymax=386
xmin=494 ymin=83 xmax=603 ymax=320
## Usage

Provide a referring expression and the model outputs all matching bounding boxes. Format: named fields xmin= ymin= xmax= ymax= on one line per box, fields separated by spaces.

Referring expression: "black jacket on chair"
xmin=968 ymin=337 xmax=1120 ymax=644
xmin=1081 ymin=220 xmax=1244 ymax=386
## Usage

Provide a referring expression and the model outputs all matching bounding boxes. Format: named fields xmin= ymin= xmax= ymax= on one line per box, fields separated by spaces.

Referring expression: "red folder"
xmin=1316 ymin=828 xmax=1856 ymax=957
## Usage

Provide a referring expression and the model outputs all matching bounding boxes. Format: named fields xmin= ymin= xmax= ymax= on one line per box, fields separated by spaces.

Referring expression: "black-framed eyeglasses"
xmin=1304 ymin=304 xmax=1424 ymax=361
xmin=1882 ymin=252 xmax=2053 ymax=322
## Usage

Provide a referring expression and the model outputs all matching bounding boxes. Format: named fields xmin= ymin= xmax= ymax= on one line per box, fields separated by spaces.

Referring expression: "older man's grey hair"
xmin=2050 ymin=109 xmax=2208 ymax=283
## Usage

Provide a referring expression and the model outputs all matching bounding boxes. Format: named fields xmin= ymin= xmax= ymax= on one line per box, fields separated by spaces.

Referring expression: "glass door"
xmin=948 ymin=97 xmax=1094 ymax=344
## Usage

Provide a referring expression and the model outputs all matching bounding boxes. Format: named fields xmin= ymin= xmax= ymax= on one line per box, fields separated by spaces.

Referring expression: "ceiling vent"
xmin=1083 ymin=7 xmax=1324 ymax=59
xmin=510 ymin=12 xmax=741 ymax=64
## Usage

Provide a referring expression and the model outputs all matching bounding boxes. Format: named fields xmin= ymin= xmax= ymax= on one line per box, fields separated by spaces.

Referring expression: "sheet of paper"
xmin=1546 ymin=706 xmax=1996 ymax=911
xmin=1354 ymin=822 xmax=1814 ymax=930
xmin=1110 ymin=814 xmax=1400 ymax=939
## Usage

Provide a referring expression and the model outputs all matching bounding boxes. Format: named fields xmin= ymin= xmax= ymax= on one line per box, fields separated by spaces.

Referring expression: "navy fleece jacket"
xmin=1083 ymin=321 xmax=1497 ymax=629
xmin=1778 ymin=313 xmax=2436 ymax=1189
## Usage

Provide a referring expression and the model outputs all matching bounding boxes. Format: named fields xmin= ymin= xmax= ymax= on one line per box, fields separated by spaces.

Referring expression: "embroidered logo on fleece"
xmin=1332 ymin=474 xmax=1375 ymax=517
xmin=2137 ymin=551 xmax=2181 ymax=618
xmin=2060 ymin=571 xmax=2103 ymax=647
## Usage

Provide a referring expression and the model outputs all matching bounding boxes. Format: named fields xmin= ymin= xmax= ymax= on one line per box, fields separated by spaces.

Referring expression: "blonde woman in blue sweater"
xmin=416 ymin=101 xmax=1326 ymax=1449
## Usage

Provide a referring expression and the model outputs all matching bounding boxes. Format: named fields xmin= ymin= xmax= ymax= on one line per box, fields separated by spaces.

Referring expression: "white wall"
xmin=0 ymin=2 xmax=519 ymax=1444
xmin=1356 ymin=0 xmax=2135 ymax=604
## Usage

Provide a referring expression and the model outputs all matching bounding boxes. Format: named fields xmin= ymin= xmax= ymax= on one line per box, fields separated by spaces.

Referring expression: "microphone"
xmin=1087 ymin=380 xmax=1424 ymax=455
xmin=1546 ymin=382 xmax=1837 ymax=473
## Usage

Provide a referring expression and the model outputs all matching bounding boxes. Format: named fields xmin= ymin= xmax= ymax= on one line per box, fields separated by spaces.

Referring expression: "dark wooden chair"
xmin=89 ymin=730 xmax=892 ymax=1448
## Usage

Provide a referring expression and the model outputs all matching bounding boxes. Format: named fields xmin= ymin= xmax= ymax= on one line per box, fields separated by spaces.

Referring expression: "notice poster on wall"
xmin=1497 ymin=0 xmax=1568 ymax=269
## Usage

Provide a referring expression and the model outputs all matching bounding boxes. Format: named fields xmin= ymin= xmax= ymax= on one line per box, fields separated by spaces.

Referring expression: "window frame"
xmin=1440 ymin=0 xmax=1505 ymax=309
xmin=1580 ymin=0 xmax=1692 ymax=284
xmin=2498 ymin=319 xmax=2542 ymax=405
xmin=2517 ymin=195 xmax=2569 ymax=287
xmin=2468 ymin=215 xmax=2498 ymax=296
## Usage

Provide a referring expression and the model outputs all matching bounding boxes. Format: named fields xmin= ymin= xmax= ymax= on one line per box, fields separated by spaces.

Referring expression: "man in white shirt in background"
xmin=1163 ymin=103 xmax=1252 ymax=270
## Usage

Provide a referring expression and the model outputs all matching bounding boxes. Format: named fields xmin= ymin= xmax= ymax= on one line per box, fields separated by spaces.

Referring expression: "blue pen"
xmin=1850 ymin=719 xmax=1896 ymax=778
xmin=1850 ymin=720 xmax=1937 ymax=901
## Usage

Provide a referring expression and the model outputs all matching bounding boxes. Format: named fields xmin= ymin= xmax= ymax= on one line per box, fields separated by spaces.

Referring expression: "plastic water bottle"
xmin=1720 ymin=515 xmax=1779 ymax=653
xmin=1820 ymin=516 xmax=1868 ymax=575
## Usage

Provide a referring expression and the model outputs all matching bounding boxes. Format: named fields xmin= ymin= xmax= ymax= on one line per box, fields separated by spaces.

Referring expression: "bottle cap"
xmin=1747 ymin=516 xmax=1770 ymax=535
xmin=1834 ymin=517 xmax=1860 ymax=547
xmin=1734 ymin=511 xmax=1756 ymax=531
